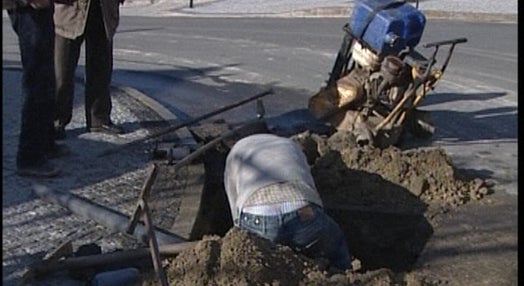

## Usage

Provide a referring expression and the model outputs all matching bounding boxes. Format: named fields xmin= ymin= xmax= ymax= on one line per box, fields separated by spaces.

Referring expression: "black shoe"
xmin=17 ymin=160 xmax=61 ymax=178
xmin=55 ymin=124 xmax=66 ymax=140
xmin=88 ymin=123 xmax=124 ymax=135
xmin=47 ymin=143 xmax=71 ymax=159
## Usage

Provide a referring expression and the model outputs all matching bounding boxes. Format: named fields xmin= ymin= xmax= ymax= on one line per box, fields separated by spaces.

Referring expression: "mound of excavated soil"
xmin=296 ymin=130 xmax=492 ymax=209
xmin=145 ymin=128 xmax=494 ymax=285
xmin=292 ymin=130 xmax=493 ymax=273
xmin=146 ymin=227 xmax=404 ymax=286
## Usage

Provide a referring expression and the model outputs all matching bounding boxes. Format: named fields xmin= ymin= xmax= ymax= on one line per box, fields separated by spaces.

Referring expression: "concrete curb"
xmin=166 ymin=6 xmax=517 ymax=23
xmin=113 ymin=85 xmax=179 ymax=122
xmin=422 ymin=10 xmax=517 ymax=23
xmin=113 ymin=84 xmax=203 ymax=241
xmin=112 ymin=83 xmax=197 ymax=150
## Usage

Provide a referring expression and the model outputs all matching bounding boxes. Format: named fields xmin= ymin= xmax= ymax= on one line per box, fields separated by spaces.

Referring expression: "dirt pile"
xmin=294 ymin=130 xmax=492 ymax=208
xmin=148 ymin=227 xmax=407 ymax=286
xmin=146 ymin=128 xmax=494 ymax=285
xmin=291 ymin=130 xmax=493 ymax=273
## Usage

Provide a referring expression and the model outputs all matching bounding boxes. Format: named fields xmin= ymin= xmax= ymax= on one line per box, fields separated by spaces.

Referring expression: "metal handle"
xmin=423 ymin=37 xmax=468 ymax=48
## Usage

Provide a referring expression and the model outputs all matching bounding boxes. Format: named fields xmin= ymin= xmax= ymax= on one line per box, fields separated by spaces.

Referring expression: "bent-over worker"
xmin=224 ymin=133 xmax=351 ymax=270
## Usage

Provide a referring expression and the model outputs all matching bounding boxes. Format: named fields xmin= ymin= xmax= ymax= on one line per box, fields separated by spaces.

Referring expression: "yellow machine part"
xmin=308 ymin=72 xmax=365 ymax=127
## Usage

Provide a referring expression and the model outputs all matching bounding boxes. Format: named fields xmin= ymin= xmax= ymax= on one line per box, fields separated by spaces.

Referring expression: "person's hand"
xmin=119 ymin=0 xmax=124 ymax=5
xmin=29 ymin=0 xmax=49 ymax=9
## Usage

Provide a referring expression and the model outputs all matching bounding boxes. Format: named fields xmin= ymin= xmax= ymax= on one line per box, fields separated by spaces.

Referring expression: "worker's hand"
xmin=29 ymin=0 xmax=49 ymax=9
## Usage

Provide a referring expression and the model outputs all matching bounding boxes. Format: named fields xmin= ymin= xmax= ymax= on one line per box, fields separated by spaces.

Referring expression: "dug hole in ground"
xmin=141 ymin=122 xmax=509 ymax=286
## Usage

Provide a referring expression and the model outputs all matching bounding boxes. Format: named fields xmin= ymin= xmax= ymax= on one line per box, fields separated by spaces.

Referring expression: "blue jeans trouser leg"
xmin=8 ymin=6 xmax=56 ymax=167
xmin=239 ymin=204 xmax=352 ymax=270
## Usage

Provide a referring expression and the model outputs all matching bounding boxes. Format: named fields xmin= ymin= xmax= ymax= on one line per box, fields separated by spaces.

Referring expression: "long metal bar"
xmin=422 ymin=37 xmax=468 ymax=48
xmin=126 ymin=164 xmax=158 ymax=234
xmin=97 ymin=89 xmax=274 ymax=157
xmin=439 ymin=38 xmax=468 ymax=74
xmin=33 ymin=185 xmax=186 ymax=245
xmin=142 ymin=199 xmax=169 ymax=286
xmin=126 ymin=163 xmax=168 ymax=285
xmin=171 ymin=118 xmax=266 ymax=171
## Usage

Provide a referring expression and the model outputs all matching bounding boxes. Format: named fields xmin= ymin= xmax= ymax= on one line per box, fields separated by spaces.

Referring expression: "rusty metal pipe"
xmin=32 ymin=185 xmax=186 ymax=245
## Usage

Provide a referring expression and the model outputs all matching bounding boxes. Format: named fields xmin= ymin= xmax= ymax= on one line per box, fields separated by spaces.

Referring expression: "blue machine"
xmin=309 ymin=0 xmax=467 ymax=148
xmin=349 ymin=0 xmax=426 ymax=55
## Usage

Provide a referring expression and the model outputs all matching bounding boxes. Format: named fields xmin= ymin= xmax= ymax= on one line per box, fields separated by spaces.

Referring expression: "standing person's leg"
xmin=84 ymin=0 xmax=122 ymax=134
xmin=54 ymin=32 xmax=83 ymax=139
xmin=8 ymin=6 xmax=60 ymax=177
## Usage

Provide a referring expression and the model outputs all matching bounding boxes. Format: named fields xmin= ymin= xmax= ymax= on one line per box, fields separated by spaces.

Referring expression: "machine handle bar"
xmin=423 ymin=37 xmax=468 ymax=48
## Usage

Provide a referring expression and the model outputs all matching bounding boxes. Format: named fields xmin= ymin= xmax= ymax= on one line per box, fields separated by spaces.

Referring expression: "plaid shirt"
xmin=244 ymin=180 xmax=315 ymax=205
xmin=242 ymin=181 xmax=317 ymax=215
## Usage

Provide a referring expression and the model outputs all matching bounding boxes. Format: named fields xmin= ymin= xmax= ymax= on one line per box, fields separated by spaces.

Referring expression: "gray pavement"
xmin=2 ymin=1 xmax=518 ymax=285
xmin=2 ymin=67 xmax=195 ymax=285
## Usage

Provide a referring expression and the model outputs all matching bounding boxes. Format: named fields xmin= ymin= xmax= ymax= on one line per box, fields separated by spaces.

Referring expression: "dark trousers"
xmin=8 ymin=6 xmax=56 ymax=168
xmin=54 ymin=0 xmax=113 ymax=128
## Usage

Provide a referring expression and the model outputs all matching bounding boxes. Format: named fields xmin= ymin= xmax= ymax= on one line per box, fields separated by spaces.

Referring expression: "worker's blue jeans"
xmin=238 ymin=203 xmax=351 ymax=270
xmin=8 ymin=6 xmax=56 ymax=168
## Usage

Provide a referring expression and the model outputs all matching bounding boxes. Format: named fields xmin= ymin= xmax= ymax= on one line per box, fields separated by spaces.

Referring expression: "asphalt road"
xmin=2 ymin=17 xmax=517 ymax=196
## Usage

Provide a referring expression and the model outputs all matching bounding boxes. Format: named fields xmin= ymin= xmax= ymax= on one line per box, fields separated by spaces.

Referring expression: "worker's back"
xmin=224 ymin=133 xmax=322 ymax=221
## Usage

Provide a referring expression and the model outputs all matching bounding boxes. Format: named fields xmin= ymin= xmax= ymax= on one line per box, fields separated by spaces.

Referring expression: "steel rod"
xmin=32 ymin=185 xmax=186 ymax=245
xmin=97 ymin=89 xmax=274 ymax=157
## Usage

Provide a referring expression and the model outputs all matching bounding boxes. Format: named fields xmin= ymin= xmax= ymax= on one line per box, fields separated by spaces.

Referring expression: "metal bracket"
xmin=126 ymin=164 xmax=169 ymax=286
